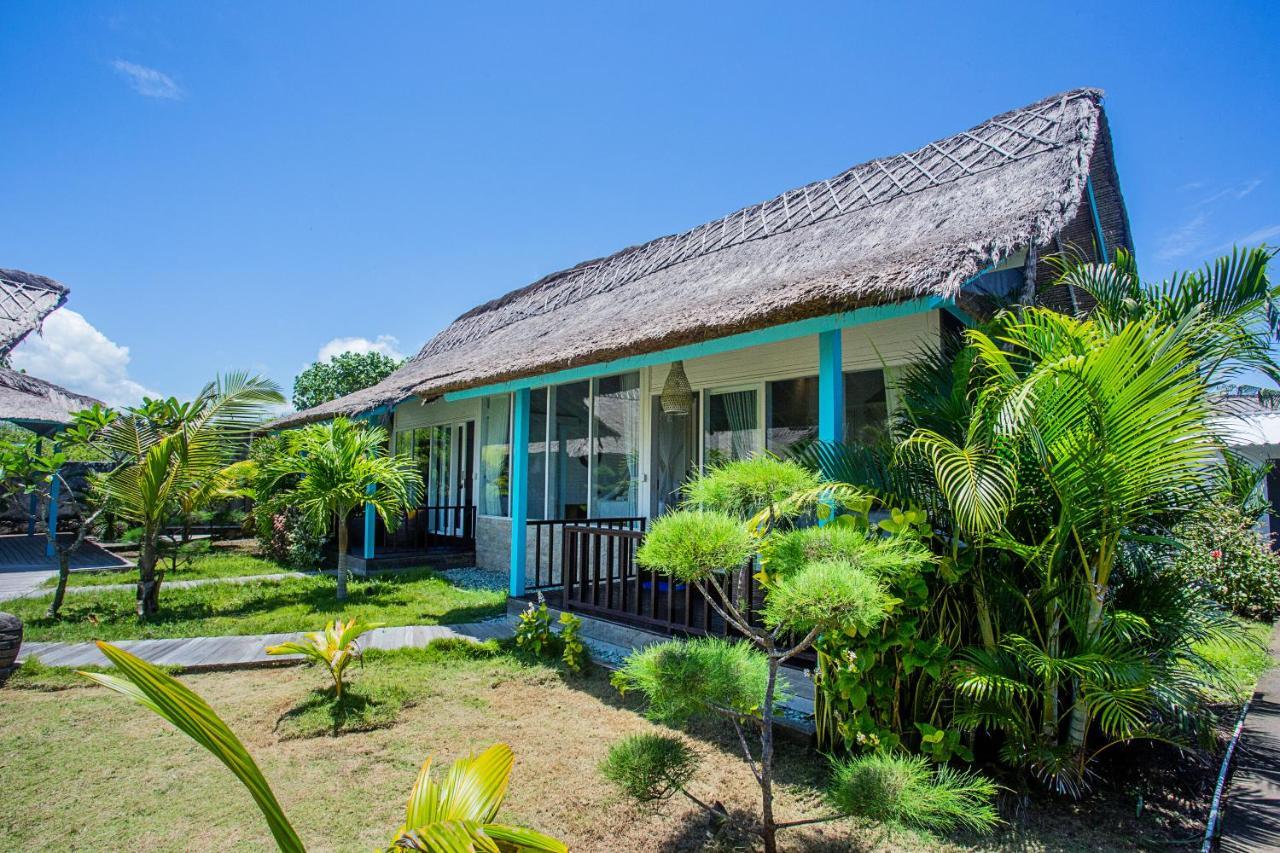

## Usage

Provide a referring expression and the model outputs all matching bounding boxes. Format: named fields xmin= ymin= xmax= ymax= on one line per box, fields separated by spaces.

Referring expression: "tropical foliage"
xmin=266 ymin=617 xmax=382 ymax=700
xmin=78 ymin=642 xmax=566 ymax=852
xmin=1173 ymin=499 xmax=1280 ymax=618
xmin=291 ymin=350 xmax=403 ymax=412
xmin=260 ymin=418 xmax=421 ymax=600
xmin=794 ymin=245 xmax=1275 ymax=795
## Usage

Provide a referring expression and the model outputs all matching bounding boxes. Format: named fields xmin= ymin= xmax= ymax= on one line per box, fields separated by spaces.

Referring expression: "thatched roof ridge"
xmin=0 ymin=367 xmax=102 ymax=431
xmin=272 ymin=87 xmax=1128 ymax=429
xmin=0 ymin=268 xmax=68 ymax=357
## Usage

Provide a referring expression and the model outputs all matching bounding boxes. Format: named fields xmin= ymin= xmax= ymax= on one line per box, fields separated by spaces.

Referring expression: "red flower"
xmin=1211 ymin=549 xmax=1223 ymax=560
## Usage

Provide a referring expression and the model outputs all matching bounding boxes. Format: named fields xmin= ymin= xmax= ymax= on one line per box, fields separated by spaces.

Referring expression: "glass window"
xmin=705 ymin=388 xmax=760 ymax=467
xmin=592 ymin=373 xmax=641 ymax=517
xmin=844 ymin=369 xmax=888 ymax=446
xmin=766 ymin=376 xmax=818 ymax=457
xmin=527 ymin=388 xmax=548 ymax=520
xmin=478 ymin=395 xmax=511 ymax=516
xmin=549 ymin=380 xmax=590 ymax=519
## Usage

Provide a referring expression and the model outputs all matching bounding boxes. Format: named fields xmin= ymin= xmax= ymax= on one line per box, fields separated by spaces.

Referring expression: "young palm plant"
xmin=92 ymin=373 xmax=284 ymax=617
xmin=266 ymin=617 xmax=382 ymax=701
xmin=78 ymin=642 xmax=566 ymax=851
xmin=262 ymin=418 xmax=421 ymax=601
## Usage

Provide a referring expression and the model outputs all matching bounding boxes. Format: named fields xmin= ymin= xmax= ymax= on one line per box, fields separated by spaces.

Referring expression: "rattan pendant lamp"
xmin=660 ymin=360 xmax=693 ymax=416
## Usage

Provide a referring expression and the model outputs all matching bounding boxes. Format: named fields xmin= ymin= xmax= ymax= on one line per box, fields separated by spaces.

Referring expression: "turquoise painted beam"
xmin=508 ymin=388 xmax=530 ymax=597
xmin=1085 ymin=176 xmax=1108 ymax=263
xmin=363 ymin=483 xmax=376 ymax=561
xmin=444 ymin=296 xmax=949 ymax=402
xmin=46 ymin=470 xmax=60 ymax=557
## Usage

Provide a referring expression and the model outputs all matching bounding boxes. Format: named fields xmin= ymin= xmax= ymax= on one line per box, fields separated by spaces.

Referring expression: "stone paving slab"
xmin=15 ymin=616 xmax=518 ymax=671
xmin=1219 ymin=622 xmax=1280 ymax=852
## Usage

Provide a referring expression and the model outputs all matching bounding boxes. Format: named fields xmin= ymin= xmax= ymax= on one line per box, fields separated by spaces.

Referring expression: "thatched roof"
xmin=0 ymin=367 xmax=102 ymax=432
xmin=273 ymin=87 xmax=1130 ymax=429
xmin=0 ymin=268 xmax=104 ymax=430
xmin=0 ymin=269 xmax=67 ymax=358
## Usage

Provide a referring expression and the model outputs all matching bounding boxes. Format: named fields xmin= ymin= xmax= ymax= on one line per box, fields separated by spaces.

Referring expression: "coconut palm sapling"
xmin=613 ymin=457 xmax=944 ymax=852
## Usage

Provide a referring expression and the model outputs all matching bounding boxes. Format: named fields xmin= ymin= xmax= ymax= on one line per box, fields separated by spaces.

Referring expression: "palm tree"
xmin=95 ymin=373 xmax=284 ymax=617
xmin=263 ymin=418 xmax=421 ymax=601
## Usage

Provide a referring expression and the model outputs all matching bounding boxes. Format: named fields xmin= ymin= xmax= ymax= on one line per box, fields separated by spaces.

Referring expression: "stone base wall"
xmin=474 ymin=516 xmax=565 ymax=587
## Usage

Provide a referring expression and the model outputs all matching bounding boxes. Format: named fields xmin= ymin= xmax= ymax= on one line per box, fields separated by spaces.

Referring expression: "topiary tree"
xmin=606 ymin=456 xmax=992 ymax=851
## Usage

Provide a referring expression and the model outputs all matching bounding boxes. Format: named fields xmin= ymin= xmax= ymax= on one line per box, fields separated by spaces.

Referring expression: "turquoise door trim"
xmin=443 ymin=296 xmax=950 ymax=402
xmin=1085 ymin=176 xmax=1108 ymax=263
xmin=46 ymin=470 xmax=60 ymax=557
xmin=363 ymin=483 xmax=376 ymax=560
xmin=508 ymin=388 xmax=531 ymax=597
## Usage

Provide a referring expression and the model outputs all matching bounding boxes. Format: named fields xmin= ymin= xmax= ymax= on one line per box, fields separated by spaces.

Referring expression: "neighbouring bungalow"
xmin=0 ymin=269 xmax=104 ymax=553
xmin=271 ymin=87 xmax=1131 ymax=635
xmin=1216 ymin=392 xmax=1280 ymax=545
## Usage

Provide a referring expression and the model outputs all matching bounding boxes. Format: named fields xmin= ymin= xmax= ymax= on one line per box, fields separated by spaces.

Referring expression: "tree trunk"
xmin=136 ymin=529 xmax=162 ymax=618
xmin=335 ymin=519 xmax=349 ymax=602
xmin=759 ymin=656 xmax=780 ymax=853
xmin=46 ymin=551 xmax=72 ymax=619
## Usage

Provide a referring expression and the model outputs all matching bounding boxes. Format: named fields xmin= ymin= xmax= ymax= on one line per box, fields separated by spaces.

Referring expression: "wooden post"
xmin=509 ymin=389 xmax=530 ymax=597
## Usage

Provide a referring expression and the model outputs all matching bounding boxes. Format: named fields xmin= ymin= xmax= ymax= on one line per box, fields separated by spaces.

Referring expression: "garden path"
xmin=1218 ymin=622 xmax=1280 ymax=852
xmin=4 ymin=570 xmax=307 ymax=600
xmin=16 ymin=617 xmax=518 ymax=670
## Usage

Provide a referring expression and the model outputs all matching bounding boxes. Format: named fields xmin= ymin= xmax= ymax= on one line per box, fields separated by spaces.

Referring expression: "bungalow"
xmin=272 ymin=87 xmax=1131 ymax=635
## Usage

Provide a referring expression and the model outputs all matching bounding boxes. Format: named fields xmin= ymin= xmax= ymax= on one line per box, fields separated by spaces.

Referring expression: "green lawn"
xmin=44 ymin=553 xmax=292 ymax=589
xmin=12 ymin=568 xmax=506 ymax=643
xmin=1195 ymin=618 xmax=1275 ymax=704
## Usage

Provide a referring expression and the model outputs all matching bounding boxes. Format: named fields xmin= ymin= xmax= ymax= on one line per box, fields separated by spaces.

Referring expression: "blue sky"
xmin=2 ymin=1 xmax=1277 ymax=406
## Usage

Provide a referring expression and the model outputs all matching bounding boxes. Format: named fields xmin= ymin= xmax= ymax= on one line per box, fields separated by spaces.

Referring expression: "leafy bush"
xmin=515 ymin=598 xmax=556 ymax=656
xmin=259 ymin=508 xmax=326 ymax=570
xmin=762 ymin=558 xmax=888 ymax=634
xmin=634 ymin=510 xmax=756 ymax=582
xmin=684 ymin=454 xmax=820 ymax=517
xmin=827 ymin=753 xmax=998 ymax=833
xmin=612 ymin=636 xmax=776 ymax=724
xmin=600 ymin=733 xmax=699 ymax=804
xmin=1174 ymin=500 xmax=1280 ymax=618
xmin=559 ymin=611 xmax=587 ymax=674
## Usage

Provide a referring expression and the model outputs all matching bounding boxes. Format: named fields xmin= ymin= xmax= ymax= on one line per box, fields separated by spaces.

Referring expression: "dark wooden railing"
xmin=562 ymin=524 xmax=767 ymax=640
xmin=526 ymin=516 xmax=646 ymax=590
xmin=348 ymin=504 xmax=477 ymax=555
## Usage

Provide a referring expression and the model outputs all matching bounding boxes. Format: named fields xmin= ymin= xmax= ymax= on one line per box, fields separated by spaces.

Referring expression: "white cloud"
xmin=1235 ymin=224 xmax=1280 ymax=246
xmin=1155 ymin=213 xmax=1209 ymax=261
xmin=316 ymin=335 xmax=404 ymax=363
xmin=111 ymin=60 xmax=183 ymax=100
xmin=9 ymin=309 xmax=161 ymax=407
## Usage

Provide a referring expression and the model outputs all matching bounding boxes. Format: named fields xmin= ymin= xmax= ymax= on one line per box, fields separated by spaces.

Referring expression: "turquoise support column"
xmin=363 ymin=483 xmax=376 ymax=560
xmin=46 ymin=471 xmax=60 ymax=557
xmin=818 ymin=330 xmax=844 ymax=447
xmin=818 ymin=330 xmax=844 ymax=525
xmin=509 ymin=389 xmax=531 ymax=597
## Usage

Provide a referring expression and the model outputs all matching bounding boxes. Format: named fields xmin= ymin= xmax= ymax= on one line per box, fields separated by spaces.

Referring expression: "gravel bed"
xmin=439 ymin=566 xmax=507 ymax=592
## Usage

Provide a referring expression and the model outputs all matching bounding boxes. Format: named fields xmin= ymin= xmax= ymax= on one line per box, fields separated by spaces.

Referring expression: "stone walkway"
xmin=17 ymin=617 xmax=517 ymax=670
xmin=5 ymin=571 xmax=307 ymax=600
xmin=1218 ymin=623 xmax=1280 ymax=851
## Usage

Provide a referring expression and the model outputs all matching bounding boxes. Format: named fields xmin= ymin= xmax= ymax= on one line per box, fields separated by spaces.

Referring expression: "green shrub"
xmin=765 ymin=523 xmax=931 ymax=582
xmin=827 ymin=753 xmax=999 ymax=834
xmin=259 ymin=507 xmax=326 ymax=570
xmin=762 ymin=558 xmax=889 ymax=634
xmin=600 ymin=733 xmax=699 ymax=803
xmin=683 ymin=455 xmax=820 ymax=517
xmin=1174 ymin=500 xmax=1280 ymax=618
xmin=611 ymin=637 xmax=776 ymax=724
xmin=634 ymin=510 xmax=756 ymax=582
xmin=559 ymin=611 xmax=587 ymax=674
xmin=515 ymin=599 xmax=557 ymax=657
